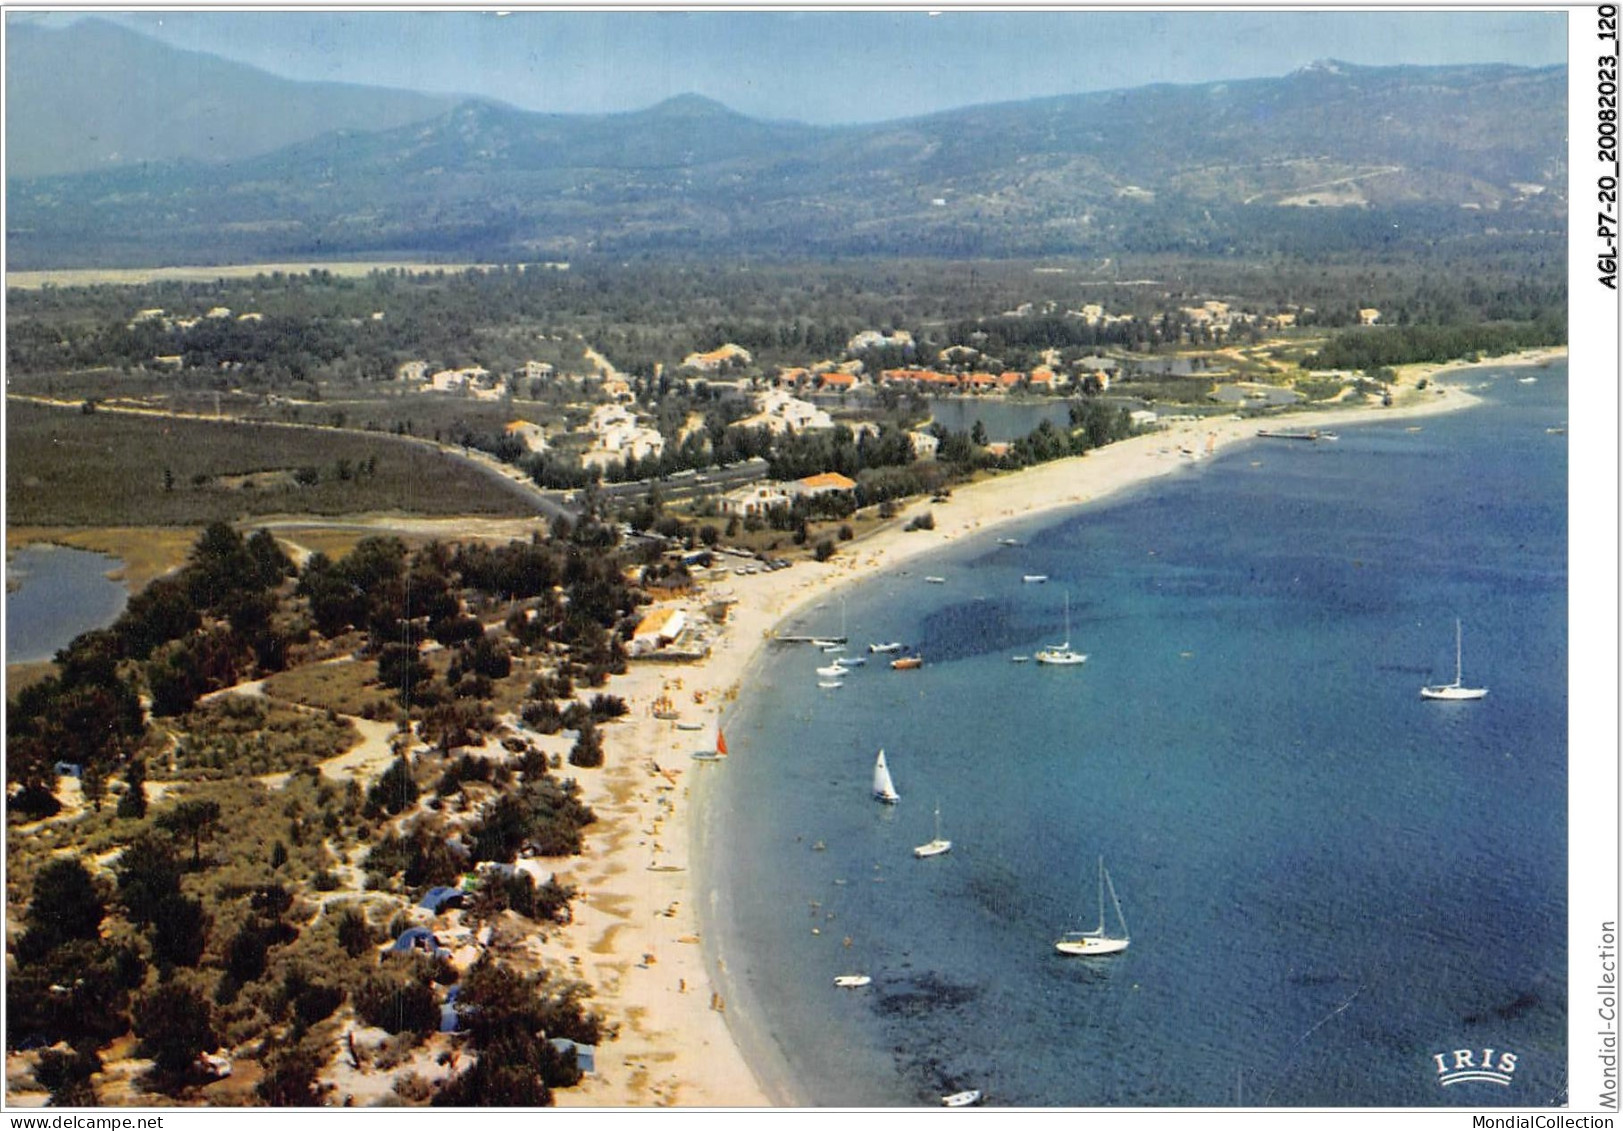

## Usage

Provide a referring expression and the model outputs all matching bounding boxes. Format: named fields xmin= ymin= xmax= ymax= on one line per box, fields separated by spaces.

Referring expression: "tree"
xmin=116 ymin=757 xmax=148 ymax=819
xmin=15 ymin=858 xmax=106 ymax=964
xmin=157 ymin=799 xmax=223 ymax=867
xmin=151 ymin=895 xmax=210 ymax=968
xmin=366 ymin=756 xmax=420 ymax=818
xmin=116 ymin=832 xmax=182 ymax=925
xmin=133 ymin=982 xmax=218 ymax=1077
xmin=256 ymin=1040 xmax=327 ymax=1106
xmin=33 ymin=1045 xmax=101 ymax=1106
xmin=376 ymin=643 xmax=432 ymax=709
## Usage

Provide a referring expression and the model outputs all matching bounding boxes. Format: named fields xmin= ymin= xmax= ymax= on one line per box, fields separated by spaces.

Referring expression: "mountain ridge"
xmin=4 ymin=17 xmax=463 ymax=177
xmin=4 ymin=25 xmax=1567 ymax=269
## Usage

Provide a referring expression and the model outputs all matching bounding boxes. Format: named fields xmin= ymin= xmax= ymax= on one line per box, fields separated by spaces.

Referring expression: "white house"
xmin=730 ymin=389 xmax=833 ymax=435
xmin=681 ymin=343 xmax=752 ymax=371
xmin=846 ymin=329 xmax=913 ymax=353
xmin=428 ymin=366 xmax=491 ymax=393
xmin=581 ymin=403 xmax=665 ymax=469
xmin=719 ymin=484 xmax=795 ymax=517
xmin=504 ymin=420 xmax=548 ymax=453
xmin=630 ymin=607 xmax=687 ymax=656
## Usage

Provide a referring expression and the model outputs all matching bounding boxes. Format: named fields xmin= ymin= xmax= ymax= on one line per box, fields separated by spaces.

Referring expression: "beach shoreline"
xmin=527 ymin=348 xmax=1562 ymax=1107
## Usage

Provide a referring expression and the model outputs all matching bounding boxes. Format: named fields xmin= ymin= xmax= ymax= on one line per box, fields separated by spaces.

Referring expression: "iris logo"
xmin=1432 ymin=1047 xmax=1519 ymax=1087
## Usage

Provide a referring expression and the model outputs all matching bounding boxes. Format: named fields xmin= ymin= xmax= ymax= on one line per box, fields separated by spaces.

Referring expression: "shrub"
xmin=366 ymin=757 xmax=420 ymax=817
xmin=355 ymin=975 xmax=439 ymax=1035
xmin=814 ymin=539 xmax=836 ymax=562
xmin=336 ymin=910 xmax=378 ymax=959
xmin=588 ymin=694 xmax=628 ymax=721
xmin=568 ymin=722 xmax=604 ymax=769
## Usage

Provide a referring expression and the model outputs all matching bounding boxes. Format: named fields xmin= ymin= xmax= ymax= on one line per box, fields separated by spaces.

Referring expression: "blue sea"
xmin=696 ymin=363 xmax=1568 ymax=1108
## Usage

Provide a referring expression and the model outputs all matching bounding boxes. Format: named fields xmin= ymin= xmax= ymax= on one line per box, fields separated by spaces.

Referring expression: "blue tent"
xmin=439 ymin=985 xmax=462 ymax=1033
xmin=419 ymin=886 xmax=466 ymax=913
xmin=550 ymin=1038 xmax=596 ymax=1074
xmin=387 ymin=927 xmax=444 ymax=955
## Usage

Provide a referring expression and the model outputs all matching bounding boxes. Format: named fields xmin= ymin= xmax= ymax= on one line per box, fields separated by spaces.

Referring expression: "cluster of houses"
xmin=129 ymin=306 xmax=265 ymax=332
xmin=579 ymin=403 xmax=666 ymax=469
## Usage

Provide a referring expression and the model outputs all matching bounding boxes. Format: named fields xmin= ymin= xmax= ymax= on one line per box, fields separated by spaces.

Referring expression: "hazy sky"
xmin=29 ymin=8 xmax=1568 ymax=125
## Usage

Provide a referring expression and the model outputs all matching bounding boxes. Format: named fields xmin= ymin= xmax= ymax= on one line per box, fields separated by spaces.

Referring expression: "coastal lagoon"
xmin=699 ymin=363 xmax=1567 ymax=1106
xmin=5 ymin=543 xmax=129 ymax=663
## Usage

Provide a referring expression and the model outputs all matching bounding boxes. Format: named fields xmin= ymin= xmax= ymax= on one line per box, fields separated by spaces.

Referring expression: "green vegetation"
xmin=6 ymin=399 xmax=533 ymax=527
xmin=6 ymin=518 xmax=639 ymax=1103
xmin=1301 ymin=319 xmax=1566 ymax=371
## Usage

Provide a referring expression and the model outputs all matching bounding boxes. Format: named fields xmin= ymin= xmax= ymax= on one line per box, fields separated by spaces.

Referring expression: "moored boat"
xmin=890 ymin=656 xmax=923 ymax=670
xmin=1420 ymin=619 xmax=1487 ymax=700
xmin=1035 ymin=593 xmax=1088 ymax=666
xmin=913 ymin=803 xmax=952 ymax=858
xmin=1055 ymin=856 xmax=1131 ymax=957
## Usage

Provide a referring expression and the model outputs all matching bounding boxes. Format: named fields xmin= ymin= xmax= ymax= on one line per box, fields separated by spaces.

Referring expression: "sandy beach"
xmin=544 ymin=347 xmax=1561 ymax=1106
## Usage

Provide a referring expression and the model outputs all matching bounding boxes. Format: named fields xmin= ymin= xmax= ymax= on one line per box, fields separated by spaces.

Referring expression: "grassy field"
xmin=7 ymin=399 xmax=536 ymax=526
xmin=8 ymin=525 xmax=200 ymax=591
xmin=5 ymin=261 xmax=509 ymax=289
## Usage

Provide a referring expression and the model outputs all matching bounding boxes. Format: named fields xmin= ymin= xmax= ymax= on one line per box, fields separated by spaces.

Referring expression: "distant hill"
xmin=4 ymin=17 xmax=456 ymax=178
xmin=4 ymin=40 xmax=1567 ymax=268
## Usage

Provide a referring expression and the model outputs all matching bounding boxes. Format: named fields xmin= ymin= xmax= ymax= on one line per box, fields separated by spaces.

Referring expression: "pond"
xmin=924 ymin=398 xmax=1077 ymax=442
xmin=6 ymin=543 xmax=129 ymax=664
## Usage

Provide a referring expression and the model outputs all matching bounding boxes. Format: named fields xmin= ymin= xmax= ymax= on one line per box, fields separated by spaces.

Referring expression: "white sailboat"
xmin=1035 ymin=593 xmax=1088 ymax=666
xmin=1055 ymin=856 xmax=1130 ymax=956
xmin=914 ymin=802 xmax=952 ymax=858
xmin=1420 ymin=619 xmax=1487 ymax=700
xmin=872 ymin=749 xmax=900 ymax=804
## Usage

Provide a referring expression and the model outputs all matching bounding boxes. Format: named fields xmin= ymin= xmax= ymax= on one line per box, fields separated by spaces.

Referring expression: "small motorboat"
xmin=869 ymin=642 xmax=904 ymax=654
xmin=924 ymin=576 xmax=946 ymax=584
xmin=890 ymin=656 xmax=923 ymax=670
xmin=818 ymin=680 xmax=845 ymax=689
xmin=942 ymin=1090 xmax=982 ymax=1107
xmin=833 ymin=975 xmax=871 ymax=988
xmin=1023 ymin=574 xmax=1048 ymax=584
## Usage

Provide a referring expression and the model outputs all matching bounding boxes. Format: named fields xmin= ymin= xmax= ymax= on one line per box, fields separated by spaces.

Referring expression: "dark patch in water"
xmin=1289 ymin=970 xmax=1352 ymax=988
xmin=874 ymin=970 xmax=981 ymax=1019
xmin=1464 ymin=990 xmax=1539 ymax=1025
xmin=914 ymin=596 xmax=1101 ymax=663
